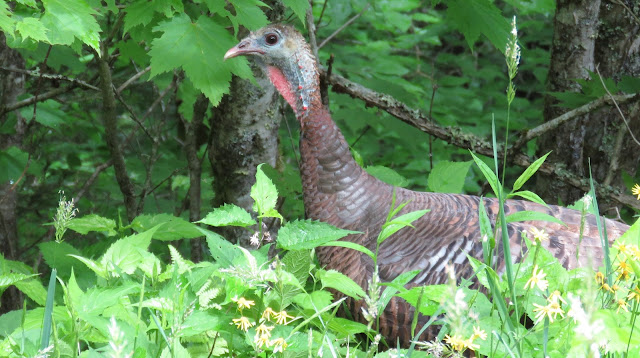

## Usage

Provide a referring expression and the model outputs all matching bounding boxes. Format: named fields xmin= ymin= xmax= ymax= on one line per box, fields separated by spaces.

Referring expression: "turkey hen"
xmin=224 ymin=24 xmax=629 ymax=346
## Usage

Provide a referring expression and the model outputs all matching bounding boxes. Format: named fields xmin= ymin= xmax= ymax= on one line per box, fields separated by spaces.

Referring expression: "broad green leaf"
xmin=20 ymin=100 xmax=67 ymax=130
xmin=282 ymin=250 xmax=312 ymax=286
xmin=69 ymin=255 xmax=106 ymax=278
xmin=123 ymin=0 xmax=181 ymax=33
xmin=15 ymin=17 xmax=49 ymax=43
xmin=0 ymin=273 xmax=38 ymax=290
xmin=277 ymin=220 xmax=360 ymax=250
xmin=150 ymin=14 xmax=252 ymax=105
xmin=512 ymin=152 xmax=550 ymax=191
xmin=470 ymin=152 xmax=500 ymax=197
xmin=427 ymin=160 xmax=473 ymax=193
xmin=505 ymin=210 xmax=565 ymax=226
xmin=366 ymin=165 xmax=410 ymax=187
xmin=39 ymin=241 xmax=83 ymax=277
xmin=396 ymin=285 xmax=447 ymax=316
xmin=318 ymin=269 xmax=365 ymax=299
xmin=99 ymin=225 xmax=159 ymax=275
xmin=379 ymin=270 xmax=420 ymax=315
xmin=132 ymin=213 xmax=201 ymax=240
xmin=200 ymin=227 xmax=242 ymax=267
xmin=40 ymin=0 xmax=101 ymax=53
xmin=281 ymin=0 xmax=309 ymax=24
xmin=229 ymin=0 xmax=268 ymax=30
xmin=179 ymin=311 xmax=226 ymax=337
xmin=251 ymin=163 xmax=280 ymax=219
xmin=446 ymin=0 xmax=510 ymax=52
xmin=293 ymin=290 xmax=333 ymax=311
xmin=327 ymin=317 xmax=370 ymax=336
xmin=0 ymin=1 xmax=14 ymax=36
xmin=507 ymin=190 xmax=548 ymax=207
xmin=0 ymin=146 xmax=28 ymax=183
xmin=68 ymin=214 xmax=117 ymax=236
xmin=378 ymin=209 xmax=429 ymax=245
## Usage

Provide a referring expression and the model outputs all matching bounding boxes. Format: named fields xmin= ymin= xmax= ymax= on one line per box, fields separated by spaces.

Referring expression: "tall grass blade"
xmin=40 ymin=268 xmax=57 ymax=351
xmin=588 ymin=160 xmax=611 ymax=281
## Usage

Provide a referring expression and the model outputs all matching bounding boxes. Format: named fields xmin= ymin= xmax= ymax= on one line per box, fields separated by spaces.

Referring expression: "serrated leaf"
xmin=281 ymin=0 xmax=309 ymax=24
xmin=366 ymin=165 xmax=409 ymax=187
xmin=69 ymin=255 xmax=106 ymax=278
xmin=149 ymin=14 xmax=252 ymax=105
xmin=507 ymin=190 xmax=548 ymax=207
xmin=379 ymin=270 xmax=419 ymax=315
xmin=321 ymin=241 xmax=374 ymax=259
xmin=505 ymin=210 xmax=565 ymax=226
xmin=446 ymin=0 xmax=510 ymax=52
xmin=293 ymin=290 xmax=333 ymax=311
xmin=251 ymin=163 xmax=280 ymax=218
xmin=0 ymin=273 xmax=38 ymax=290
xmin=0 ymin=146 xmax=28 ymax=183
xmin=68 ymin=214 xmax=117 ymax=236
xmin=15 ymin=17 xmax=49 ymax=43
xmin=470 ymin=152 xmax=500 ymax=197
xmin=427 ymin=160 xmax=473 ymax=193
xmin=40 ymin=0 xmax=101 ymax=53
xmin=132 ymin=213 xmax=202 ymax=240
xmin=229 ymin=0 xmax=268 ymax=30
xmin=512 ymin=152 xmax=550 ymax=191
xmin=99 ymin=226 xmax=159 ymax=275
xmin=123 ymin=0 xmax=181 ymax=33
xmin=200 ymin=227 xmax=242 ymax=267
xmin=396 ymin=285 xmax=447 ymax=316
xmin=282 ymin=250 xmax=312 ymax=286
xmin=319 ymin=269 xmax=365 ymax=299
xmin=39 ymin=241 xmax=83 ymax=277
xmin=0 ymin=1 xmax=14 ymax=36
xmin=277 ymin=220 xmax=360 ymax=250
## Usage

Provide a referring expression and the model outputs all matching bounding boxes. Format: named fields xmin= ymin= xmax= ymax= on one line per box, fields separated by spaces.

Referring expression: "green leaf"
xmin=123 ymin=0 xmax=182 ymax=33
xmin=512 ymin=152 xmax=550 ymax=191
xmin=281 ymin=0 xmax=309 ymax=24
xmin=282 ymin=250 xmax=312 ymax=286
xmin=40 ymin=0 xmax=101 ymax=53
xmin=427 ymin=160 xmax=473 ymax=193
xmin=99 ymin=226 xmax=158 ymax=275
xmin=470 ymin=151 xmax=500 ymax=197
xmin=68 ymin=214 xmax=117 ymax=236
xmin=200 ymin=227 xmax=242 ymax=267
xmin=396 ymin=285 xmax=447 ymax=316
xmin=293 ymin=290 xmax=334 ymax=311
xmin=39 ymin=241 xmax=83 ymax=277
xmin=321 ymin=240 xmax=374 ymax=260
xmin=0 ymin=273 xmax=38 ymax=290
xmin=15 ymin=17 xmax=49 ymax=43
xmin=365 ymin=165 xmax=409 ymax=187
xmin=507 ymin=190 xmax=548 ymax=207
xmin=318 ymin=269 xmax=365 ymax=299
xmin=251 ymin=163 xmax=281 ymax=219
xmin=0 ymin=146 xmax=28 ymax=183
xmin=229 ymin=0 xmax=268 ymax=30
xmin=132 ymin=213 xmax=202 ymax=240
xmin=505 ymin=210 xmax=565 ymax=226
xmin=0 ymin=1 xmax=14 ymax=36
xmin=446 ymin=0 xmax=510 ymax=52
xmin=277 ymin=220 xmax=360 ymax=250
xmin=379 ymin=270 xmax=419 ymax=315
xmin=150 ymin=14 xmax=252 ymax=105
xmin=20 ymin=100 xmax=67 ymax=130
xmin=378 ymin=209 xmax=429 ymax=245
xmin=69 ymin=255 xmax=106 ymax=278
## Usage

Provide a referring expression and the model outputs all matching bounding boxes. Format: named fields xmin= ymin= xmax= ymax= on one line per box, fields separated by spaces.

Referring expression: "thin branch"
xmin=72 ymin=160 xmax=113 ymax=204
xmin=306 ymin=1 xmax=319 ymax=60
xmin=0 ymin=66 xmax=100 ymax=91
xmin=117 ymin=66 xmax=152 ymax=94
xmin=316 ymin=0 xmax=329 ymax=26
xmin=609 ymin=0 xmax=640 ymax=26
xmin=512 ymin=92 xmax=638 ymax=149
xmin=318 ymin=4 xmax=370 ymax=49
xmin=112 ymin=84 xmax=155 ymax=141
xmin=320 ymin=68 xmax=640 ymax=210
xmin=141 ymin=79 xmax=177 ymax=121
xmin=595 ymin=65 xmax=640 ymax=146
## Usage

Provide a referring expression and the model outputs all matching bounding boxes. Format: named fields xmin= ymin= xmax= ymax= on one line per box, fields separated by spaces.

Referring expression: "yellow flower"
xmin=273 ymin=310 xmax=296 ymax=325
xmin=271 ymin=337 xmax=288 ymax=353
xmin=617 ymin=299 xmax=629 ymax=313
xmin=232 ymin=296 xmax=255 ymax=310
xmin=548 ymin=290 xmax=567 ymax=305
xmin=232 ymin=316 xmax=255 ymax=332
xmin=524 ymin=265 xmax=549 ymax=291
xmin=632 ymin=183 xmax=640 ymax=200
xmin=262 ymin=307 xmax=276 ymax=322
xmin=472 ymin=326 xmax=487 ymax=340
xmin=255 ymin=323 xmax=274 ymax=338
xmin=463 ymin=338 xmax=480 ymax=350
xmin=628 ymin=287 xmax=640 ymax=304
xmin=595 ymin=271 xmax=605 ymax=285
xmin=617 ymin=261 xmax=632 ymax=281
xmin=444 ymin=334 xmax=467 ymax=351
xmin=601 ymin=283 xmax=614 ymax=293
xmin=255 ymin=334 xmax=271 ymax=349
xmin=533 ymin=300 xmax=565 ymax=324
xmin=528 ymin=227 xmax=550 ymax=245
xmin=614 ymin=243 xmax=630 ymax=256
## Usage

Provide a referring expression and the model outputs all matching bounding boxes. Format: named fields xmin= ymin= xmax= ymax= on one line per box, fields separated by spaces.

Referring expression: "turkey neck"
xmin=264 ymin=50 xmax=387 ymax=227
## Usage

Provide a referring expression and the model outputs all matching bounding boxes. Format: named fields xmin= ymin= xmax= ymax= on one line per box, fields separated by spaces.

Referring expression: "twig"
xmin=512 ymin=92 xmax=638 ymax=149
xmin=320 ymin=68 xmax=640 ymax=210
xmin=72 ymin=160 xmax=114 ymax=204
xmin=112 ymin=84 xmax=155 ymax=142
xmin=318 ymin=4 xmax=370 ymax=49
xmin=117 ymin=66 xmax=152 ymax=94
xmin=595 ymin=65 xmax=640 ymax=147
xmin=316 ymin=0 xmax=329 ymax=26
xmin=305 ymin=1 xmax=319 ymax=60
xmin=0 ymin=67 xmax=100 ymax=91
xmin=140 ymin=79 xmax=177 ymax=121
xmin=0 ymin=85 xmax=77 ymax=116
xmin=609 ymin=0 xmax=640 ymax=26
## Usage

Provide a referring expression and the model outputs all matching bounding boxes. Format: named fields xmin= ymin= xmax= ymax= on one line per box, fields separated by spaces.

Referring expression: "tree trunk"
xmin=536 ymin=0 xmax=640 ymax=212
xmin=0 ymin=32 xmax=26 ymax=312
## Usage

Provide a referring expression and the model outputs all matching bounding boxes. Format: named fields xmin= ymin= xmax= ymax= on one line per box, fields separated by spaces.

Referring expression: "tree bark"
xmin=537 ymin=0 xmax=640 ymax=211
xmin=0 ymin=32 xmax=26 ymax=312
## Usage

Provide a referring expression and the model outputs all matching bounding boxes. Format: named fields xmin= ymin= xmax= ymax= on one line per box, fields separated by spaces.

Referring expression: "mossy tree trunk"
xmin=536 ymin=0 xmax=640 ymax=212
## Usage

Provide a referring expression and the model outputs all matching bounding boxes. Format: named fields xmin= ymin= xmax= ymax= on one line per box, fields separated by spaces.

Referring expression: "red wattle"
xmin=267 ymin=66 xmax=297 ymax=113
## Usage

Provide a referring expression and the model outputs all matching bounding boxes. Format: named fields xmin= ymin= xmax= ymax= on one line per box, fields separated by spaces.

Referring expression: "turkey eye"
xmin=265 ymin=33 xmax=279 ymax=45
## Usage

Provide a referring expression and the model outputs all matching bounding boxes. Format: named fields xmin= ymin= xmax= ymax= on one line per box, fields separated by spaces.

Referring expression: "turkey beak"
xmin=224 ymin=39 xmax=263 ymax=60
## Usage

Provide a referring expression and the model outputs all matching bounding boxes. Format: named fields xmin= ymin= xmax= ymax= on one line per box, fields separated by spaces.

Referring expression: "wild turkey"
xmin=224 ymin=24 xmax=629 ymax=346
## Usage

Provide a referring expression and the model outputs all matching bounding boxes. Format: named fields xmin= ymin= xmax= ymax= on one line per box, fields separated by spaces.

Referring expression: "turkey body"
xmin=224 ymin=24 xmax=630 ymax=346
